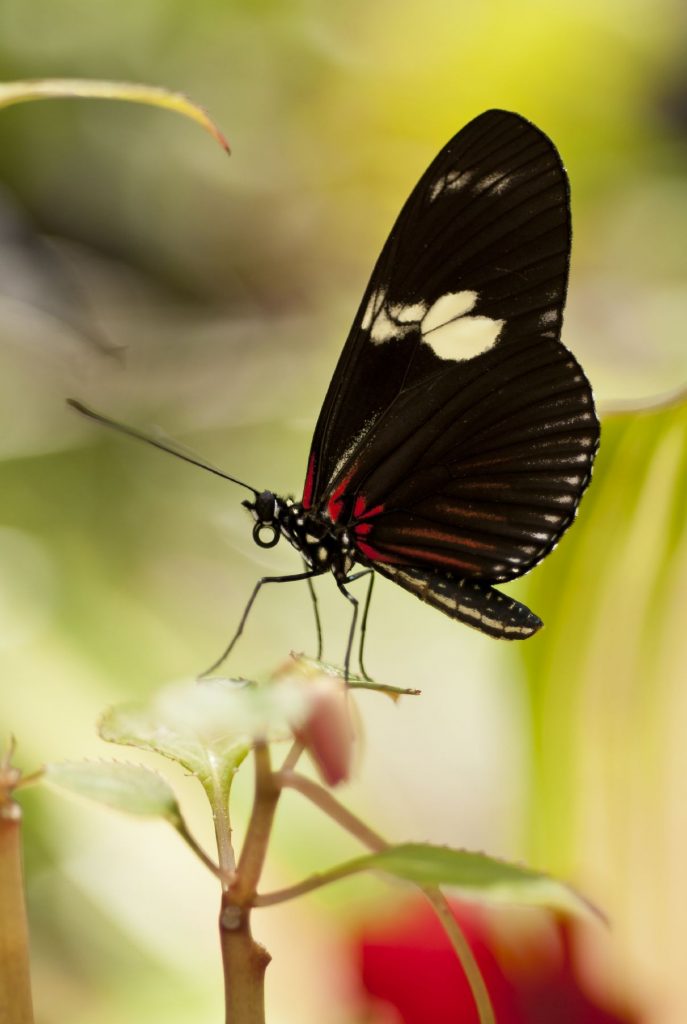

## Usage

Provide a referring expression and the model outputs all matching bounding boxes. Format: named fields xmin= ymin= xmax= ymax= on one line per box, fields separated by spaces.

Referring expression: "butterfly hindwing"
xmin=375 ymin=564 xmax=543 ymax=639
xmin=345 ymin=336 xmax=595 ymax=582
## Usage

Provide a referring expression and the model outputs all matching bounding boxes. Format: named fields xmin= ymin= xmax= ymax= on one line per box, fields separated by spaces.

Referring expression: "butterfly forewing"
xmin=303 ymin=109 xmax=598 ymax=595
xmin=305 ymin=109 xmax=575 ymax=501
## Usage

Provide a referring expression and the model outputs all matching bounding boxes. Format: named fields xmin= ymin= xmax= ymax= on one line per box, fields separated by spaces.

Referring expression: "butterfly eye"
xmin=255 ymin=490 xmax=277 ymax=522
xmin=253 ymin=522 xmax=281 ymax=548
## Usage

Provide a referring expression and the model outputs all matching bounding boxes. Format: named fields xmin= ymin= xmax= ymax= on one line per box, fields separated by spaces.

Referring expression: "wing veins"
xmin=345 ymin=340 xmax=574 ymax=502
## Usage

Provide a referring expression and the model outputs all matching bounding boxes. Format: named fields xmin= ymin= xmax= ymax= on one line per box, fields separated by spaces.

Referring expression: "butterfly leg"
xmin=338 ymin=569 xmax=374 ymax=679
xmin=356 ymin=572 xmax=375 ymax=681
xmin=303 ymin=558 xmax=323 ymax=660
xmin=336 ymin=579 xmax=360 ymax=682
xmin=199 ymin=568 xmax=324 ymax=677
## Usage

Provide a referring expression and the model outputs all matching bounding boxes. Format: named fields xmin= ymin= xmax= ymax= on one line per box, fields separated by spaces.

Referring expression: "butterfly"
xmin=70 ymin=109 xmax=599 ymax=678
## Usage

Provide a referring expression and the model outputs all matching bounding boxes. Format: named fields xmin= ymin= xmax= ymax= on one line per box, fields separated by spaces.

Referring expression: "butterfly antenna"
xmin=67 ymin=399 xmax=259 ymax=497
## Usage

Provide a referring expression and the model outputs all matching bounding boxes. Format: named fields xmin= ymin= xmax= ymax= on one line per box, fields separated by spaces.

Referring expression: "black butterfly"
xmin=70 ymin=109 xmax=599 ymax=678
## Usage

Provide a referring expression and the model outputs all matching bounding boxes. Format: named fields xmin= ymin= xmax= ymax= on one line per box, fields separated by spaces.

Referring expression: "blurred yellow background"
xmin=0 ymin=1 xmax=686 ymax=1022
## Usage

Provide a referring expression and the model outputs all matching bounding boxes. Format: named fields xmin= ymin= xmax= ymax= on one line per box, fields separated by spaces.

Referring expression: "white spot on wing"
xmin=423 ymin=291 xmax=478 ymax=331
xmin=362 ymin=287 xmax=385 ymax=330
xmin=429 ymin=169 xmax=474 ymax=201
xmin=389 ymin=301 xmax=428 ymax=323
xmin=419 ymin=291 xmax=504 ymax=361
xmin=424 ymin=315 xmax=504 ymax=361
xmin=366 ymin=288 xmax=504 ymax=362
xmin=474 ymin=171 xmax=513 ymax=195
xmin=370 ymin=305 xmax=402 ymax=343
xmin=367 ymin=294 xmax=425 ymax=346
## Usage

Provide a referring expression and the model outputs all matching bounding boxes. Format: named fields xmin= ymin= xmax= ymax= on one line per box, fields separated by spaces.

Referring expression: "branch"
xmin=253 ymin=859 xmax=369 ymax=907
xmin=233 ymin=742 xmax=280 ymax=904
xmin=275 ymin=769 xmax=386 ymax=852
xmin=218 ymin=743 xmax=279 ymax=1024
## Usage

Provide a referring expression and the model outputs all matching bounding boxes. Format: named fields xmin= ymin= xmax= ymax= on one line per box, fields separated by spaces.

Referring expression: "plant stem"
xmin=209 ymin=780 xmax=236 ymax=886
xmin=217 ymin=748 xmax=496 ymax=1024
xmin=279 ymin=740 xmax=303 ymax=773
xmin=275 ymin=769 xmax=386 ymax=851
xmin=234 ymin=743 xmax=280 ymax=902
xmin=421 ymin=886 xmax=495 ymax=1024
xmin=0 ymin=795 xmax=34 ymax=1024
xmin=253 ymin=860 xmax=369 ymax=907
xmin=268 ymin=768 xmax=495 ymax=1024
xmin=174 ymin=815 xmax=223 ymax=879
xmin=219 ymin=898 xmax=270 ymax=1024
xmin=219 ymin=742 xmax=280 ymax=1024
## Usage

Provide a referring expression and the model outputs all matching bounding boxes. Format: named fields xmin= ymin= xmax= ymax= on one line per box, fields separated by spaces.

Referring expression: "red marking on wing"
xmin=432 ymin=501 xmax=507 ymax=522
xmin=354 ymin=523 xmax=373 ymax=536
xmin=302 ymin=453 xmax=316 ymax=509
xmin=353 ymin=495 xmax=367 ymax=519
xmin=377 ymin=543 xmax=484 ymax=573
xmin=362 ymin=502 xmax=385 ymax=520
xmin=392 ymin=526 xmax=497 ymax=552
xmin=327 ymin=472 xmax=353 ymax=523
xmin=355 ymin=540 xmax=400 ymax=564
xmin=353 ymin=495 xmax=385 ymax=521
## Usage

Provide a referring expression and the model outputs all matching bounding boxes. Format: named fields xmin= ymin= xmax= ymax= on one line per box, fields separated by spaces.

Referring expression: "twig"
xmin=421 ymin=886 xmax=495 ymax=1024
xmin=280 ymin=740 xmax=304 ymax=773
xmin=275 ymin=769 xmax=386 ymax=852
xmin=174 ymin=815 xmax=223 ymax=879
xmin=234 ymin=743 xmax=280 ymax=903
xmin=253 ymin=860 xmax=370 ymax=907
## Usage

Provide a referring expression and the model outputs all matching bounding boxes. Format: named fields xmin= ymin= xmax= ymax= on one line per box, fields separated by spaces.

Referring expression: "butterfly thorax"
xmin=244 ymin=490 xmax=356 ymax=580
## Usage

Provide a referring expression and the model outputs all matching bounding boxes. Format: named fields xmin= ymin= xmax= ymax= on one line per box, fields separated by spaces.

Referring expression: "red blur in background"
xmin=353 ymin=899 xmax=643 ymax=1024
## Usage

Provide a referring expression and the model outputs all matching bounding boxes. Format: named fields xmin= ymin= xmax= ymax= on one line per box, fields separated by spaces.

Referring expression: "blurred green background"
xmin=0 ymin=1 xmax=686 ymax=1022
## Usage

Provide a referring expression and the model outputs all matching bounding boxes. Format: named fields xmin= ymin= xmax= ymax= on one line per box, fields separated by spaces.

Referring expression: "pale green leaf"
xmin=45 ymin=760 xmax=180 ymax=821
xmin=516 ymin=392 xmax=687 ymax=873
xmin=343 ymin=843 xmax=599 ymax=919
xmin=99 ymin=677 xmax=311 ymax=801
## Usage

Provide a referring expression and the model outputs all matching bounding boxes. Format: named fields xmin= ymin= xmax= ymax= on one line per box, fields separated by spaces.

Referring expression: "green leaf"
xmin=515 ymin=392 xmax=687 ymax=873
xmin=0 ymin=78 xmax=230 ymax=152
xmin=45 ymin=760 xmax=180 ymax=822
xmin=99 ymin=677 xmax=311 ymax=803
xmin=343 ymin=843 xmax=598 ymax=919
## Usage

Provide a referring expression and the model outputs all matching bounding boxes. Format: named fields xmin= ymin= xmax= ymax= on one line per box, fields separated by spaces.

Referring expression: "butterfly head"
xmin=243 ymin=490 xmax=282 ymax=549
